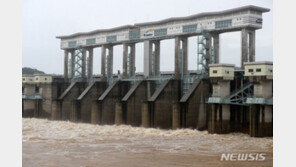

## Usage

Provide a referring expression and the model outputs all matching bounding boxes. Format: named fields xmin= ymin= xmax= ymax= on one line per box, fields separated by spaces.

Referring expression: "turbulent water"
xmin=22 ymin=118 xmax=273 ymax=167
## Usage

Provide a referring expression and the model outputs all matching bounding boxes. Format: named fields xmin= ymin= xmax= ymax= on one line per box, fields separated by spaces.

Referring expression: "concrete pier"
xmin=141 ymin=102 xmax=150 ymax=128
xmin=58 ymin=82 xmax=87 ymax=121
xmin=181 ymin=38 xmax=188 ymax=75
xmin=208 ymin=64 xmax=235 ymax=134
xmin=107 ymin=46 xmax=113 ymax=79
xmin=122 ymin=80 xmax=148 ymax=126
xmin=115 ymin=102 xmax=123 ymax=125
xmin=70 ymin=50 xmax=75 ymax=79
xmin=91 ymin=101 xmax=100 ymax=124
xmin=180 ymin=78 xmax=210 ymax=130
xmin=87 ymin=48 xmax=93 ymax=79
xmin=101 ymin=45 xmax=106 ymax=80
xmin=210 ymin=81 xmax=232 ymax=134
xmin=70 ymin=100 xmax=79 ymax=122
xmin=64 ymin=50 xmax=68 ymax=81
xmin=174 ymin=37 xmax=181 ymax=79
xmin=144 ymin=40 xmax=153 ymax=77
xmin=129 ymin=43 xmax=136 ymax=77
xmin=123 ymin=43 xmax=136 ymax=77
xmin=172 ymin=103 xmax=180 ymax=130
xmin=249 ymin=31 xmax=255 ymax=62
xmin=149 ymin=79 xmax=180 ymax=129
xmin=154 ymin=41 xmax=160 ymax=76
xmin=77 ymin=81 xmax=106 ymax=123
xmin=241 ymin=29 xmax=256 ymax=68
xmin=245 ymin=61 xmax=273 ymax=137
xmin=122 ymin=44 xmax=128 ymax=77
xmin=98 ymin=81 xmax=130 ymax=125
xmin=51 ymin=100 xmax=60 ymax=120
xmin=174 ymin=37 xmax=188 ymax=78
xmin=213 ymin=33 xmax=220 ymax=64
xmin=82 ymin=49 xmax=86 ymax=79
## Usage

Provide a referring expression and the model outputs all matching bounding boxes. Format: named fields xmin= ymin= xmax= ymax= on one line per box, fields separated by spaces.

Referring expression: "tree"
xmin=22 ymin=67 xmax=45 ymax=75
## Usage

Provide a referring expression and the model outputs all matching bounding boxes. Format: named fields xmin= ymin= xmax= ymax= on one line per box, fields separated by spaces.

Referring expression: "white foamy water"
xmin=23 ymin=118 xmax=273 ymax=167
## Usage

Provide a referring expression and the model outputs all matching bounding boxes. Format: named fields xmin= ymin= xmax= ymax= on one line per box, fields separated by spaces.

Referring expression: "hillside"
xmin=22 ymin=67 xmax=45 ymax=75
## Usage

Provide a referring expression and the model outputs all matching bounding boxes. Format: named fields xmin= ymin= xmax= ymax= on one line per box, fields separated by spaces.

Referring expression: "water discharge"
xmin=23 ymin=118 xmax=272 ymax=167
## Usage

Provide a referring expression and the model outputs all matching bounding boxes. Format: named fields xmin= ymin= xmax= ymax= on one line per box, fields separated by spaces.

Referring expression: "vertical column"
xmin=115 ymin=102 xmax=123 ymax=125
xmin=141 ymin=102 xmax=150 ymax=127
xmin=241 ymin=28 xmax=248 ymax=68
xmin=209 ymin=104 xmax=217 ymax=133
xmin=70 ymin=50 xmax=75 ymax=79
xmin=51 ymin=100 xmax=60 ymax=120
xmin=91 ymin=101 xmax=100 ymax=124
xmin=172 ymin=103 xmax=180 ymax=130
xmin=206 ymin=34 xmax=213 ymax=65
xmin=87 ymin=48 xmax=93 ymax=79
xmin=107 ymin=46 xmax=113 ymax=79
xmin=154 ymin=40 xmax=160 ymax=76
xmin=144 ymin=40 xmax=152 ymax=77
xmin=63 ymin=50 xmax=69 ymax=81
xmin=213 ymin=34 xmax=220 ymax=64
xmin=249 ymin=30 xmax=255 ymax=62
xmin=101 ymin=45 xmax=106 ymax=80
xmin=197 ymin=86 xmax=207 ymax=130
xmin=130 ymin=43 xmax=136 ymax=76
xmin=82 ymin=49 xmax=86 ymax=78
xmin=174 ymin=37 xmax=181 ymax=79
xmin=181 ymin=37 xmax=188 ymax=75
xmin=122 ymin=44 xmax=128 ymax=77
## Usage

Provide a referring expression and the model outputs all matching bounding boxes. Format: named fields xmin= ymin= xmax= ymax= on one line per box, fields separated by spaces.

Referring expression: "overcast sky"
xmin=23 ymin=0 xmax=273 ymax=74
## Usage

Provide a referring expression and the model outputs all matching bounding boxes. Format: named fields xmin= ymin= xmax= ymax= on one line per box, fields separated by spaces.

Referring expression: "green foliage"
xmin=22 ymin=67 xmax=45 ymax=75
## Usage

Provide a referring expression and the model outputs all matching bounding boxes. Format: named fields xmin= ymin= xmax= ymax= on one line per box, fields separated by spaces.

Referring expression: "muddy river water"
xmin=22 ymin=118 xmax=272 ymax=167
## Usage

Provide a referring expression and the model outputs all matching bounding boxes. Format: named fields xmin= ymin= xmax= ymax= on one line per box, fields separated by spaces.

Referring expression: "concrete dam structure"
xmin=22 ymin=5 xmax=272 ymax=137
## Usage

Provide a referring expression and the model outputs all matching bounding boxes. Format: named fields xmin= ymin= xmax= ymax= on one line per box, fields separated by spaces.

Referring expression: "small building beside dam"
xmin=22 ymin=5 xmax=272 ymax=137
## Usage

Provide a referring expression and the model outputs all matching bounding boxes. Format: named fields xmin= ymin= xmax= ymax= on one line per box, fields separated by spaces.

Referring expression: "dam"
xmin=22 ymin=5 xmax=272 ymax=137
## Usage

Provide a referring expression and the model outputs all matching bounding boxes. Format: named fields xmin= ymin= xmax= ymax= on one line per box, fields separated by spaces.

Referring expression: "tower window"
xmin=256 ymin=68 xmax=261 ymax=72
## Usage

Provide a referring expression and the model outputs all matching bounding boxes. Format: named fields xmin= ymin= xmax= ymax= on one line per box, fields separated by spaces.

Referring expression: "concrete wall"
xmin=182 ymin=80 xmax=211 ymax=130
xmin=34 ymin=75 xmax=53 ymax=83
xmin=245 ymin=64 xmax=273 ymax=76
xmin=99 ymin=81 xmax=130 ymax=125
xmin=124 ymin=81 xmax=149 ymax=126
xmin=151 ymin=79 xmax=180 ymax=129
xmin=23 ymin=99 xmax=35 ymax=117
xmin=79 ymin=82 xmax=106 ymax=123
xmin=22 ymin=81 xmax=68 ymax=119
xmin=209 ymin=66 xmax=234 ymax=78
xmin=60 ymin=82 xmax=87 ymax=121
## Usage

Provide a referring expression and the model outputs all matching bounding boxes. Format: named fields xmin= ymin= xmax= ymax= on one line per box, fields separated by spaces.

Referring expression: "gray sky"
xmin=23 ymin=0 xmax=273 ymax=74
